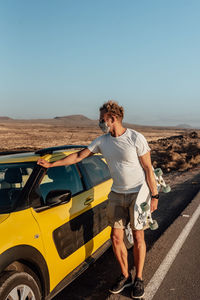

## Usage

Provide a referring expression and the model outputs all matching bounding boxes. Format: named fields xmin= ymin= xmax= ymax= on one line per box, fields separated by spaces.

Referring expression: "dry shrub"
xmin=190 ymin=154 xmax=200 ymax=165
xmin=169 ymin=152 xmax=182 ymax=161
xmin=178 ymin=162 xmax=191 ymax=171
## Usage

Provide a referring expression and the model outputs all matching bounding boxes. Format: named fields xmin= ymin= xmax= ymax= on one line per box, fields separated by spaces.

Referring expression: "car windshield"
xmin=0 ymin=162 xmax=35 ymax=213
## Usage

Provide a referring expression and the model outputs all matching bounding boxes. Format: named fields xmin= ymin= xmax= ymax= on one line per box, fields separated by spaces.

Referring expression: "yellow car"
xmin=0 ymin=145 xmax=113 ymax=300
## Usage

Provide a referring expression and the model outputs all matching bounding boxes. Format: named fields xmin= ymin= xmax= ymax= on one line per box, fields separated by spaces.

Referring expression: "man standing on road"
xmin=37 ymin=100 xmax=158 ymax=299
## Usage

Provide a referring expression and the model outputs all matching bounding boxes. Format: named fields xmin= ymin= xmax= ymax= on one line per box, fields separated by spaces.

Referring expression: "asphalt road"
xmin=152 ymin=205 xmax=200 ymax=300
xmin=53 ymin=168 xmax=200 ymax=300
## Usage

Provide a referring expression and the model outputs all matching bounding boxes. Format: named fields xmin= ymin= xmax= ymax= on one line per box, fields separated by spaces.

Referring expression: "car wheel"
xmin=124 ymin=223 xmax=134 ymax=249
xmin=0 ymin=271 xmax=41 ymax=300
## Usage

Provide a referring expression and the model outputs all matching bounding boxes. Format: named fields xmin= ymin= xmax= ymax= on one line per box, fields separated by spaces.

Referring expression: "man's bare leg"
xmin=111 ymin=228 xmax=129 ymax=277
xmin=132 ymin=229 xmax=146 ymax=279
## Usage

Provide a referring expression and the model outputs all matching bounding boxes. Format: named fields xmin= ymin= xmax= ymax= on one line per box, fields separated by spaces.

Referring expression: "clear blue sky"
xmin=0 ymin=0 xmax=200 ymax=127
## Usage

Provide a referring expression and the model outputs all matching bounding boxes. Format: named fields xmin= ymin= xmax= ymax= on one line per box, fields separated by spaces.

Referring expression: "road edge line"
xmin=144 ymin=190 xmax=200 ymax=300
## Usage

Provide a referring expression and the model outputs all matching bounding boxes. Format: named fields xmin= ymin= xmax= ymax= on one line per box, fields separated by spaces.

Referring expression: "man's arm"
xmin=37 ymin=148 xmax=93 ymax=168
xmin=139 ymin=151 xmax=158 ymax=212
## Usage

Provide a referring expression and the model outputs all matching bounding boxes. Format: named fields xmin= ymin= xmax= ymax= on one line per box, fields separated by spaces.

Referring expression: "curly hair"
xmin=99 ymin=100 xmax=124 ymax=120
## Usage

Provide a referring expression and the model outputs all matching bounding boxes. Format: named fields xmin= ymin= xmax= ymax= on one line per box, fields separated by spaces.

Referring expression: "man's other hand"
xmin=150 ymin=198 xmax=158 ymax=213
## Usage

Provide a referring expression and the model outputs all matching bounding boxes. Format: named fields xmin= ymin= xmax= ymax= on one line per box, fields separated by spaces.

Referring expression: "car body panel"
xmin=0 ymin=209 xmax=44 ymax=256
xmin=0 ymin=148 xmax=113 ymax=297
xmin=0 ymin=213 xmax=10 ymax=224
xmin=30 ymin=178 xmax=112 ymax=292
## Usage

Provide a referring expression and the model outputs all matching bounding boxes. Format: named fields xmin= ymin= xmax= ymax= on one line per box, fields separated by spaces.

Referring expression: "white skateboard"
xmin=134 ymin=168 xmax=171 ymax=230
xmin=124 ymin=168 xmax=170 ymax=248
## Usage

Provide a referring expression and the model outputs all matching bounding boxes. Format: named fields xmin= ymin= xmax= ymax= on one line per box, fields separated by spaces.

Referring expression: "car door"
xmin=78 ymin=155 xmax=113 ymax=247
xmin=30 ymin=163 xmax=95 ymax=292
xmin=30 ymin=160 xmax=112 ymax=293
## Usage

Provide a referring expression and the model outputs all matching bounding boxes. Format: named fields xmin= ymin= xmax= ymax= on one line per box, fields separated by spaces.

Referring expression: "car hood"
xmin=0 ymin=214 xmax=10 ymax=224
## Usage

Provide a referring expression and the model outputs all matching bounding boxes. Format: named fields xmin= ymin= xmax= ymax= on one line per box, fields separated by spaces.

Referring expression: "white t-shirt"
xmin=87 ymin=128 xmax=151 ymax=193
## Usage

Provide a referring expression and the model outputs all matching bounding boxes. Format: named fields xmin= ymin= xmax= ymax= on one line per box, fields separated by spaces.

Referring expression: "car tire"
xmin=124 ymin=223 xmax=134 ymax=249
xmin=0 ymin=270 xmax=42 ymax=300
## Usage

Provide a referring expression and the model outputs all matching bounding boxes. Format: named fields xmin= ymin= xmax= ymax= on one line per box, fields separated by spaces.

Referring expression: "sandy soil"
xmin=0 ymin=119 xmax=199 ymax=174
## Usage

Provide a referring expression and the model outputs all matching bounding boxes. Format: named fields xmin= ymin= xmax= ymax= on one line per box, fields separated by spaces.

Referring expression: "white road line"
xmin=145 ymin=192 xmax=200 ymax=300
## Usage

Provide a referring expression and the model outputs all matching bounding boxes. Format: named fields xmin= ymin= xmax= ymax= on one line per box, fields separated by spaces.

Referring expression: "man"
xmin=37 ymin=100 xmax=158 ymax=299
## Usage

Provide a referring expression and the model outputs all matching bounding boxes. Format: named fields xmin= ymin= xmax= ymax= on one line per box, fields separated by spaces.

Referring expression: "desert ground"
xmin=0 ymin=116 xmax=199 ymax=174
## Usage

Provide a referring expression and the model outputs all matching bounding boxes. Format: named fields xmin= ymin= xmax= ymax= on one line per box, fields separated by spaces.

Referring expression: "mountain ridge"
xmin=0 ymin=115 xmax=199 ymax=129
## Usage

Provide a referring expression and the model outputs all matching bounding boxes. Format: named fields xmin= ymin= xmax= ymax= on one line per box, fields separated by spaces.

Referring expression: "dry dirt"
xmin=0 ymin=119 xmax=199 ymax=174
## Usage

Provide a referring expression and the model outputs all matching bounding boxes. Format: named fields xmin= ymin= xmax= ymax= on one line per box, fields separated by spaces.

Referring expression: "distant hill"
xmin=0 ymin=116 xmax=12 ymax=120
xmin=176 ymin=124 xmax=191 ymax=129
xmin=55 ymin=114 xmax=92 ymax=121
xmin=54 ymin=114 xmax=97 ymax=127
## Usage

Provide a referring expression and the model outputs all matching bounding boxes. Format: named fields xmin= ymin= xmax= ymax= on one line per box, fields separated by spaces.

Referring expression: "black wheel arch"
xmin=0 ymin=245 xmax=50 ymax=298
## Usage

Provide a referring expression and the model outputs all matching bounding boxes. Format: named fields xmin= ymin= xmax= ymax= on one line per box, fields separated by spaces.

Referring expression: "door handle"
xmin=84 ymin=197 xmax=94 ymax=206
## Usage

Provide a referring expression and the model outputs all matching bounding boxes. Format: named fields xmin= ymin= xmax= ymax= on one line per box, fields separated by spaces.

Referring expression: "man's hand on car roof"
xmin=37 ymin=159 xmax=51 ymax=168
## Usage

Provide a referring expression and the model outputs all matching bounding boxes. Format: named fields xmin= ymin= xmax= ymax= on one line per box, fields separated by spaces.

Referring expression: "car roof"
xmin=0 ymin=152 xmax=37 ymax=164
xmin=0 ymin=151 xmax=78 ymax=164
xmin=0 ymin=145 xmax=89 ymax=164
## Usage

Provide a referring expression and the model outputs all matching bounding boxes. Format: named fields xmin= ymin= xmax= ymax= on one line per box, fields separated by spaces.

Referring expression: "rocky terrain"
xmin=150 ymin=131 xmax=200 ymax=172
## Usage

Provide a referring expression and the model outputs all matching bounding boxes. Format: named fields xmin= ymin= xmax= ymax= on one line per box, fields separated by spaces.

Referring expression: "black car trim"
xmin=46 ymin=239 xmax=111 ymax=300
xmin=14 ymin=164 xmax=47 ymax=211
xmin=53 ymin=200 xmax=109 ymax=259
xmin=0 ymin=245 xmax=50 ymax=298
xmin=77 ymin=162 xmax=91 ymax=190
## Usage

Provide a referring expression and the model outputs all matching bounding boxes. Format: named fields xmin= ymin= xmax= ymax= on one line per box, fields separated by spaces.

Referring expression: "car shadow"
xmin=69 ymin=191 xmax=95 ymax=260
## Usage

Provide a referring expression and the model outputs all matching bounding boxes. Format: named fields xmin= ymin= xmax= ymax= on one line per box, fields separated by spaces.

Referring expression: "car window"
xmin=0 ymin=163 xmax=35 ymax=212
xmin=81 ymin=156 xmax=111 ymax=187
xmin=39 ymin=165 xmax=84 ymax=201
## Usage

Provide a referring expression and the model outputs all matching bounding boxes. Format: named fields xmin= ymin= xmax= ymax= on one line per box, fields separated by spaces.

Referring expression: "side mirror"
xmin=45 ymin=190 xmax=71 ymax=206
